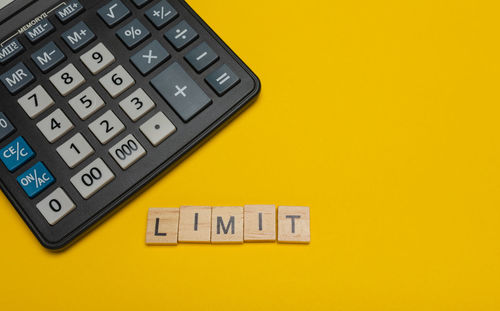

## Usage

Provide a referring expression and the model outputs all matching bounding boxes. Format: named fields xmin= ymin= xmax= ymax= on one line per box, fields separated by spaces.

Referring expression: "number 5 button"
xmin=36 ymin=188 xmax=76 ymax=225
xmin=71 ymin=158 xmax=115 ymax=199
xmin=80 ymin=43 xmax=115 ymax=75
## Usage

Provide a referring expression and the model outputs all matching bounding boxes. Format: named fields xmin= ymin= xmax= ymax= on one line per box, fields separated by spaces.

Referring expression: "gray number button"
xmin=17 ymin=85 xmax=55 ymax=119
xmin=50 ymin=64 xmax=86 ymax=96
xmin=119 ymin=88 xmax=155 ymax=121
xmin=37 ymin=108 xmax=74 ymax=143
xmin=109 ymin=134 xmax=146 ymax=169
xmin=88 ymin=110 xmax=125 ymax=144
xmin=56 ymin=133 xmax=95 ymax=168
xmin=80 ymin=43 xmax=115 ymax=75
xmin=99 ymin=65 xmax=135 ymax=98
xmin=68 ymin=87 xmax=105 ymax=120
xmin=36 ymin=188 xmax=76 ymax=225
xmin=70 ymin=158 xmax=115 ymax=199
xmin=140 ymin=111 xmax=176 ymax=146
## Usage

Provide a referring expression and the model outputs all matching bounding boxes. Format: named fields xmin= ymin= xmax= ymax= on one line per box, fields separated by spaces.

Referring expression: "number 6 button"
xmin=36 ymin=188 xmax=76 ymax=225
xmin=99 ymin=65 xmax=135 ymax=98
xmin=71 ymin=158 xmax=115 ymax=199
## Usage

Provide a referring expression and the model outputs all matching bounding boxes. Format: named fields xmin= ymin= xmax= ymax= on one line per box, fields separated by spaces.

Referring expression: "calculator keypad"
xmin=50 ymin=63 xmax=86 ymax=96
xmin=17 ymin=86 xmax=55 ymax=119
xmin=37 ymin=108 xmax=75 ymax=143
xmin=70 ymin=158 xmax=115 ymax=200
xmin=0 ymin=0 xmax=257 ymax=247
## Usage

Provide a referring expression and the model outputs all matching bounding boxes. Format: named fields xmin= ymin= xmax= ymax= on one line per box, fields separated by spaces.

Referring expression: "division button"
xmin=145 ymin=0 xmax=178 ymax=29
xmin=164 ymin=20 xmax=198 ymax=51
xmin=140 ymin=111 xmax=176 ymax=146
xmin=0 ymin=62 xmax=35 ymax=94
xmin=17 ymin=162 xmax=55 ymax=198
xmin=150 ymin=62 xmax=211 ymax=122
xmin=55 ymin=0 xmax=84 ymax=24
xmin=130 ymin=40 xmax=170 ymax=75
xmin=97 ymin=0 xmax=131 ymax=27
xmin=31 ymin=41 xmax=66 ymax=73
xmin=36 ymin=188 xmax=76 ymax=225
xmin=0 ymin=112 xmax=16 ymax=142
xmin=205 ymin=64 xmax=241 ymax=96
xmin=0 ymin=137 xmax=35 ymax=172
xmin=70 ymin=158 xmax=115 ymax=199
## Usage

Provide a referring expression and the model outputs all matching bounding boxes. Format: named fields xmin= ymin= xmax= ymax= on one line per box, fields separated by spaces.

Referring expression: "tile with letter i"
xmin=277 ymin=206 xmax=310 ymax=244
xmin=244 ymin=205 xmax=276 ymax=242
xmin=178 ymin=206 xmax=211 ymax=243
xmin=211 ymin=206 xmax=243 ymax=244
xmin=146 ymin=208 xmax=179 ymax=245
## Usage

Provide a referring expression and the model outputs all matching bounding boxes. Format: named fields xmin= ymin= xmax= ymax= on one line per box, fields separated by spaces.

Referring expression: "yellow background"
xmin=1 ymin=0 xmax=500 ymax=310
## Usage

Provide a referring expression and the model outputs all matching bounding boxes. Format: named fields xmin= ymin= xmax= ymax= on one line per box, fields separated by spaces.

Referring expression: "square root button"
xmin=17 ymin=162 xmax=55 ymax=198
xmin=151 ymin=62 xmax=211 ymax=122
xmin=0 ymin=137 xmax=35 ymax=172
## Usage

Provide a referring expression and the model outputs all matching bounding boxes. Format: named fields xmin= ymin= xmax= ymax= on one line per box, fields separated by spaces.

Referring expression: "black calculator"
xmin=0 ymin=0 xmax=260 ymax=249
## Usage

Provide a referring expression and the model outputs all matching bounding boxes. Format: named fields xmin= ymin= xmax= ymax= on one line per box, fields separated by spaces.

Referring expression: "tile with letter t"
xmin=211 ymin=206 xmax=243 ymax=244
xmin=278 ymin=206 xmax=310 ymax=243
xmin=244 ymin=205 xmax=276 ymax=242
xmin=146 ymin=208 xmax=179 ymax=245
xmin=178 ymin=206 xmax=211 ymax=243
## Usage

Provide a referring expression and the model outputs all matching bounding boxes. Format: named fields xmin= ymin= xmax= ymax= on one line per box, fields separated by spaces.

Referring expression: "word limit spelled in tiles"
xmin=146 ymin=205 xmax=310 ymax=245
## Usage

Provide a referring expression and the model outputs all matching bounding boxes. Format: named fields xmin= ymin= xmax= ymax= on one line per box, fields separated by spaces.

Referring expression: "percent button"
xmin=116 ymin=19 xmax=151 ymax=49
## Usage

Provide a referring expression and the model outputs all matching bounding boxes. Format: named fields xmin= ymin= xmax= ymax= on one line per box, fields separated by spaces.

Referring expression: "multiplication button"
xmin=0 ymin=112 xmax=16 ymax=142
xmin=36 ymin=188 xmax=76 ymax=225
xmin=0 ymin=137 xmax=35 ymax=172
xmin=71 ymin=158 xmax=115 ymax=199
xmin=130 ymin=40 xmax=170 ymax=75
xmin=17 ymin=162 xmax=55 ymax=198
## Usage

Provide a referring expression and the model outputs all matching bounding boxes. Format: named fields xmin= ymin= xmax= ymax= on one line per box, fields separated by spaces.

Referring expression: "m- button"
xmin=0 ymin=62 xmax=35 ymax=94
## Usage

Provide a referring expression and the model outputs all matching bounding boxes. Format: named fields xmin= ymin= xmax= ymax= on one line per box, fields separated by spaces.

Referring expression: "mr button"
xmin=0 ymin=62 xmax=35 ymax=94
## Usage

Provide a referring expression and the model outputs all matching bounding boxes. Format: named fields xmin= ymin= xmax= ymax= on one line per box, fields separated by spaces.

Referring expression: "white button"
xmin=80 ymin=43 xmax=115 ymax=75
xmin=109 ymin=134 xmax=146 ymax=170
xmin=56 ymin=133 xmax=95 ymax=168
xmin=36 ymin=108 xmax=74 ymax=143
xmin=17 ymin=85 xmax=54 ymax=119
xmin=68 ymin=86 xmax=105 ymax=120
xmin=140 ymin=111 xmax=176 ymax=146
xmin=36 ymin=188 xmax=76 ymax=225
xmin=49 ymin=63 xmax=86 ymax=96
xmin=99 ymin=65 xmax=134 ymax=98
xmin=119 ymin=88 xmax=156 ymax=122
xmin=70 ymin=158 xmax=115 ymax=199
xmin=88 ymin=110 xmax=125 ymax=144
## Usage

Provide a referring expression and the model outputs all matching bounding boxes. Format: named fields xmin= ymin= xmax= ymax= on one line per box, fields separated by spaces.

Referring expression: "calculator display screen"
xmin=0 ymin=0 xmax=15 ymax=10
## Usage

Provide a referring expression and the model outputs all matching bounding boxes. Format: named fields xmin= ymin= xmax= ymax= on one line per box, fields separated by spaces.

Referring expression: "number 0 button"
xmin=36 ymin=188 xmax=76 ymax=225
xmin=71 ymin=158 xmax=115 ymax=199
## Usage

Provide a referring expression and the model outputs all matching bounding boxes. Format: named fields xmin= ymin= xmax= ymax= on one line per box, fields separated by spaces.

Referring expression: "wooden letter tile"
xmin=244 ymin=205 xmax=276 ymax=242
xmin=178 ymin=206 xmax=212 ymax=243
xmin=146 ymin=208 xmax=179 ymax=245
xmin=211 ymin=206 xmax=243 ymax=244
xmin=277 ymin=206 xmax=310 ymax=243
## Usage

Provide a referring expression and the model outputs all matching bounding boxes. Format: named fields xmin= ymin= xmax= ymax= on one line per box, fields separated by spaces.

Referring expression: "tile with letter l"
xmin=277 ymin=206 xmax=310 ymax=243
xmin=146 ymin=208 xmax=179 ymax=245
xmin=178 ymin=206 xmax=211 ymax=243
xmin=244 ymin=205 xmax=276 ymax=242
xmin=0 ymin=137 xmax=35 ymax=172
xmin=17 ymin=162 xmax=55 ymax=198
xmin=211 ymin=206 xmax=244 ymax=244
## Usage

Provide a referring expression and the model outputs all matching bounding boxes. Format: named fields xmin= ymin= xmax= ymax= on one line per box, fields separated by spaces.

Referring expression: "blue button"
xmin=0 ymin=62 xmax=35 ymax=94
xmin=0 ymin=38 xmax=24 ymax=65
xmin=56 ymin=0 xmax=84 ymax=24
xmin=25 ymin=19 xmax=55 ymax=43
xmin=61 ymin=21 xmax=96 ymax=52
xmin=0 ymin=137 xmax=35 ymax=172
xmin=17 ymin=162 xmax=55 ymax=198
xmin=31 ymin=42 xmax=66 ymax=73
